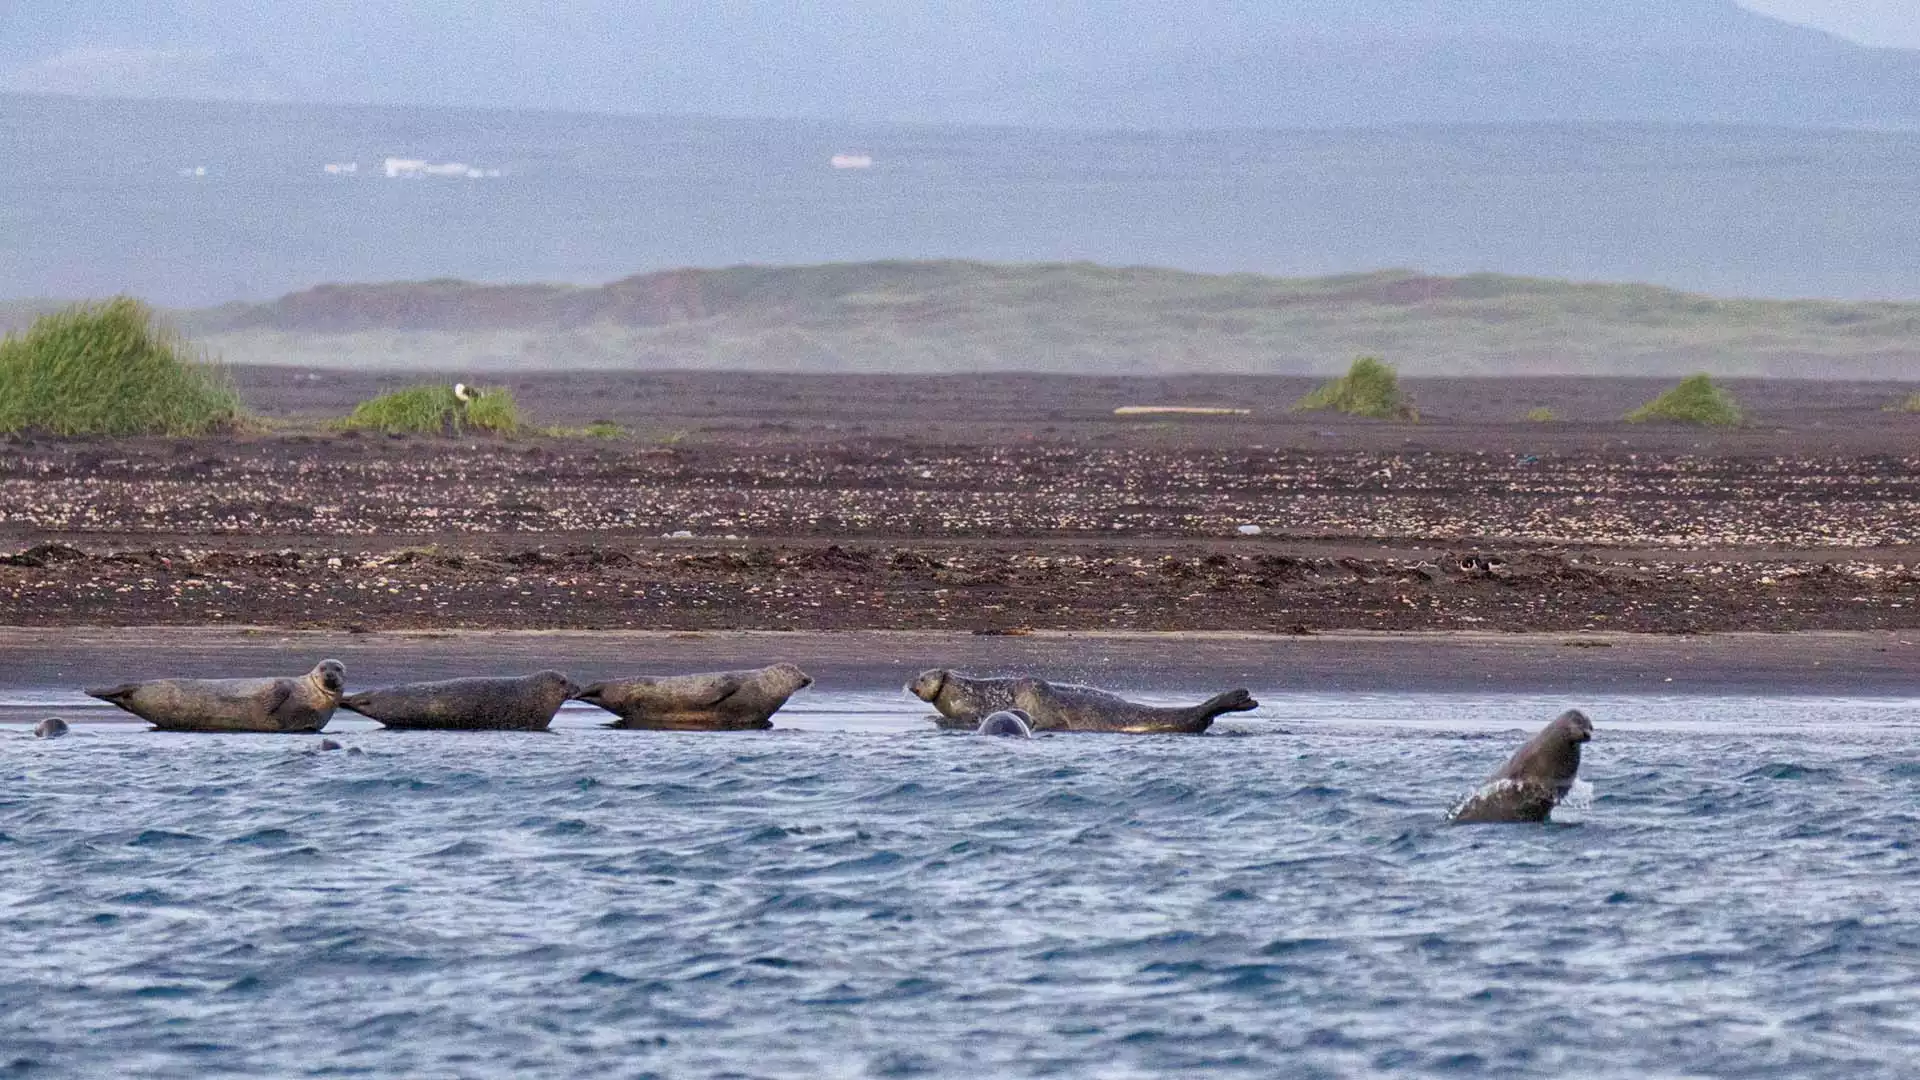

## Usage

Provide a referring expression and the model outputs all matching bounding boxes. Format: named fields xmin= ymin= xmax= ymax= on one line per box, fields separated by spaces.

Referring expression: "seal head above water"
xmin=574 ymin=663 xmax=813 ymax=731
xmin=33 ymin=717 xmax=69 ymax=739
xmin=339 ymin=670 xmax=578 ymax=731
xmin=87 ymin=660 xmax=347 ymax=733
xmin=1010 ymin=679 xmax=1255 ymax=735
xmin=1448 ymin=709 xmax=1594 ymax=824
xmin=974 ymin=709 xmax=1033 ymax=738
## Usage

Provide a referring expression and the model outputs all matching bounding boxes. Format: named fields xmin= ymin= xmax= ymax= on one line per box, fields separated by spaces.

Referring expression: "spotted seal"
xmin=974 ymin=710 xmax=1033 ymax=738
xmin=339 ymin=670 xmax=578 ymax=731
xmin=1448 ymin=709 xmax=1594 ymax=824
xmin=87 ymin=660 xmax=346 ymax=733
xmin=1011 ymin=678 xmax=1255 ymax=734
xmin=32 ymin=717 xmax=69 ymax=739
xmin=574 ymin=663 xmax=813 ymax=730
xmin=908 ymin=669 xmax=1105 ymax=731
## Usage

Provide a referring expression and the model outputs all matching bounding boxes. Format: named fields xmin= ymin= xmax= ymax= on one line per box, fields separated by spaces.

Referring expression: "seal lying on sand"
xmin=975 ymin=710 xmax=1033 ymax=738
xmin=1448 ymin=709 xmax=1594 ymax=824
xmin=339 ymin=670 xmax=577 ymax=731
xmin=574 ymin=663 xmax=812 ymax=730
xmin=87 ymin=660 xmax=346 ymax=733
xmin=1012 ymin=679 xmax=1255 ymax=734
xmin=33 ymin=717 xmax=69 ymax=739
xmin=908 ymin=669 xmax=1103 ymax=730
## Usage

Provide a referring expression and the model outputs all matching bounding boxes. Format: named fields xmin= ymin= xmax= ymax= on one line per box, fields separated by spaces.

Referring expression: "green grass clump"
xmin=1888 ymin=392 xmax=1920 ymax=414
xmin=1524 ymin=407 xmax=1559 ymax=423
xmin=1625 ymin=374 xmax=1743 ymax=427
xmin=337 ymin=383 xmax=520 ymax=435
xmin=1294 ymin=356 xmax=1418 ymax=421
xmin=0 ymin=298 xmax=244 ymax=436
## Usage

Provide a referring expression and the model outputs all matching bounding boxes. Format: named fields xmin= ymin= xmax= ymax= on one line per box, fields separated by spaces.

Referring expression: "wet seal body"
xmin=975 ymin=710 xmax=1033 ymax=738
xmin=575 ymin=663 xmax=812 ymax=730
xmin=87 ymin=660 xmax=346 ymax=733
xmin=1012 ymin=679 xmax=1255 ymax=734
xmin=1449 ymin=709 xmax=1594 ymax=824
xmin=909 ymin=669 xmax=1101 ymax=730
xmin=340 ymin=670 xmax=577 ymax=731
xmin=33 ymin=717 xmax=69 ymax=739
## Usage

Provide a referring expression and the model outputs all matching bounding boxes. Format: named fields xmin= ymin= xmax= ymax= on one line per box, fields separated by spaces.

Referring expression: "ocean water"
xmin=3 ymin=693 xmax=1919 ymax=1078
xmin=7 ymin=95 xmax=1920 ymax=305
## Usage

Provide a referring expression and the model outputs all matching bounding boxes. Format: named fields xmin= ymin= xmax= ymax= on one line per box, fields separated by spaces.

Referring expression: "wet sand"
xmin=5 ymin=629 xmax=1918 ymax=711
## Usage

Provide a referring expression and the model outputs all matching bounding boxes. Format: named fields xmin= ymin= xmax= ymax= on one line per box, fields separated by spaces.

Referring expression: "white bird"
xmin=453 ymin=383 xmax=473 ymax=403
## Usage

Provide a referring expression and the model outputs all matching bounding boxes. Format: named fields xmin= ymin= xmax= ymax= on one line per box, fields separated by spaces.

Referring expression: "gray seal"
xmin=87 ymin=660 xmax=346 ymax=733
xmin=1448 ymin=709 xmax=1594 ymax=824
xmin=33 ymin=717 xmax=69 ymax=739
xmin=574 ymin=663 xmax=813 ymax=730
xmin=1011 ymin=678 xmax=1255 ymax=734
xmin=339 ymin=670 xmax=578 ymax=731
xmin=975 ymin=710 xmax=1033 ymax=738
xmin=908 ymin=669 xmax=1103 ymax=730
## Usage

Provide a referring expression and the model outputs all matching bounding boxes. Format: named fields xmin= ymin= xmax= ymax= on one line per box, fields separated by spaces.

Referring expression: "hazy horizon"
xmin=6 ymin=2 xmax=1920 ymax=127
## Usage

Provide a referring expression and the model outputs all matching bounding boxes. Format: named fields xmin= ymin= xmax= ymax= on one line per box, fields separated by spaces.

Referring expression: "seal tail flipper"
xmin=573 ymin=682 xmax=607 ymax=705
xmin=1197 ymin=689 xmax=1257 ymax=720
xmin=1171 ymin=689 xmax=1256 ymax=734
xmin=86 ymin=684 xmax=139 ymax=706
xmin=336 ymin=691 xmax=374 ymax=717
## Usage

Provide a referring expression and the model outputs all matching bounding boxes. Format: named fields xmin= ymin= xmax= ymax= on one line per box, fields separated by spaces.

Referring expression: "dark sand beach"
xmin=2 ymin=371 xmax=1917 ymax=635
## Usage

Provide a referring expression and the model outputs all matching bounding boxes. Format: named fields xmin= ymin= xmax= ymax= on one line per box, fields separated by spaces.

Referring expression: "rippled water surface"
xmin=4 ymin=693 xmax=1920 ymax=1078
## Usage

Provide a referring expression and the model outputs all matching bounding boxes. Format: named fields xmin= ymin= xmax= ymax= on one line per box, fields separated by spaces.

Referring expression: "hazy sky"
xmin=3 ymin=1 xmax=1918 ymax=113
xmin=1738 ymin=1 xmax=1920 ymax=48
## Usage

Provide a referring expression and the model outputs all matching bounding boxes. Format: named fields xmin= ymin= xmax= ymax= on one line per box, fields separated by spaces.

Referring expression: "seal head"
xmin=33 ymin=717 xmax=69 ymax=739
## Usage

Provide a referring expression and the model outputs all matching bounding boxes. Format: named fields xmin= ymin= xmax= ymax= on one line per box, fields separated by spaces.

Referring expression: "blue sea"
xmin=4 ymin=692 xmax=1919 ymax=1078
xmin=7 ymin=94 xmax=1920 ymax=306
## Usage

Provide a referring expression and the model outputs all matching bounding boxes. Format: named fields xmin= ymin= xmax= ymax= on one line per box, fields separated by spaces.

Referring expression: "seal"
xmin=908 ymin=669 xmax=1102 ymax=731
xmin=338 ymin=670 xmax=578 ymax=731
xmin=1011 ymin=678 xmax=1255 ymax=734
xmin=87 ymin=660 xmax=346 ymax=733
xmin=33 ymin=717 xmax=69 ymax=739
xmin=574 ymin=663 xmax=813 ymax=730
xmin=975 ymin=710 xmax=1033 ymax=738
xmin=1448 ymin=709 xmax=1594 ymax=824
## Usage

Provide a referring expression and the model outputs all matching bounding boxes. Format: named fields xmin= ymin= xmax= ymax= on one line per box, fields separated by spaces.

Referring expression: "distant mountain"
xmin=137 ymin=261 xmax=1920 ymax=379
xmin=6 ymin=0 xmax=1920 ymax=128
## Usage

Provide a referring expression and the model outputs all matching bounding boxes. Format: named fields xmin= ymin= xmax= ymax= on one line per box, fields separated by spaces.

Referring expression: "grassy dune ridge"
xmin=8 ymin=262 xmax=1919 ymax=376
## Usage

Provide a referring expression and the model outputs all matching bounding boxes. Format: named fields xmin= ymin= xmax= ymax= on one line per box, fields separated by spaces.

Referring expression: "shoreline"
xmin=4 ymin=627 xmax=1917 ymax=699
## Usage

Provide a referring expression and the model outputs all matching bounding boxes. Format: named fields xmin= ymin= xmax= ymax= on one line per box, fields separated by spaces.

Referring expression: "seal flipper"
xmin=695 ymin=676 xmax=742 ymax=709
xmin=337 ymin=691 xmax=375 ymax=717
xmin=1198 ymin=689 xmax=1257 ymax=718
xmin=261 ymin=681 xmax=297 ymax=724
xmin=86 ymin=684 xmax=140 ymax=706
xmin=1178 ymin=689 xmax=1257 ymax=732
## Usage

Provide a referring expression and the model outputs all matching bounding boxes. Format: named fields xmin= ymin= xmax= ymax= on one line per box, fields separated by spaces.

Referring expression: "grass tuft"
xmin=1524 ymin=407 xmax=1559 ymax=423
xmin=1625 ymin=374 xmax=1743 ymax=427
xmin=0 ymin=298 xmax=245 ymax=436
xmin=336 ymin=383 xmax=520 ymax=435
xmin=1887 ymin=392 xmax=1920 ymax=414
xmin=1294 ymin=356 xmax=1418 ymax=421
